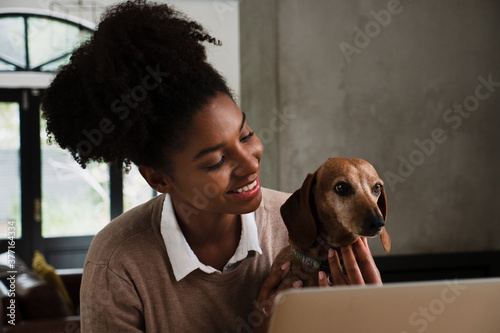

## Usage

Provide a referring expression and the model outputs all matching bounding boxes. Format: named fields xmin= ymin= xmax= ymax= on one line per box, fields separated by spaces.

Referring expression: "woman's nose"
xmin=231 ymin=142 xmax=263 ymax=177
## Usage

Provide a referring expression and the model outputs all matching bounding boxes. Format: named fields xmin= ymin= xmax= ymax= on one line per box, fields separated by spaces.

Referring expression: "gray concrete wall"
xmin=242 ymin=0 xmax=500 ymax=256
xmin=240 ymin=0 xmax=280 ymax=190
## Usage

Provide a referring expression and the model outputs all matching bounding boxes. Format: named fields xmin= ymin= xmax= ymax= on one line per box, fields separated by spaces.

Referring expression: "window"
xmin=0 ymin=102 xmax=21 ymax=238
xmin=0 ymin=14 xmax=92 ymax=72
xmin=40 ymin=119 xmax=111 ymax=237
xmin=0 ymin=12 xmax=156 ymax=268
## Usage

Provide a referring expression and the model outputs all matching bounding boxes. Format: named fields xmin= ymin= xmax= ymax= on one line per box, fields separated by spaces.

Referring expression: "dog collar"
xmin=291 ymin=247 xmax=330 ymax=273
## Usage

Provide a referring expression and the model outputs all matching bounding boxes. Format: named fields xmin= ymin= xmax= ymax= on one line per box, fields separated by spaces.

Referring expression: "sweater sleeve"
xmin=80 ymin=261 xmax=145 ymax=332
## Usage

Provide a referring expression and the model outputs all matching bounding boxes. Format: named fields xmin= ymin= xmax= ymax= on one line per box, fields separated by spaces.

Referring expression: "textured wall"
xmin=243 ymin=0 xmax=500 ymax=255
xmin=240 ymin=0 xmax=281 ymax=190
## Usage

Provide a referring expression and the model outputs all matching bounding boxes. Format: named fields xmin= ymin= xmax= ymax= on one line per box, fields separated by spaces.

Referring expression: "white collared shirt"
xmin=160 ymin=194 xmax=262 ymax=281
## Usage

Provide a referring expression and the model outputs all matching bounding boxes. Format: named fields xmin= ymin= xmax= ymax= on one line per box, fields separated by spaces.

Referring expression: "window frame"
xmin=0 ymin=11 xmax=131 ymax=269
xmin=0 ymin=88 xmax=130 ymax=268
xmin=0 ymin=10 xmax=95 ymax=72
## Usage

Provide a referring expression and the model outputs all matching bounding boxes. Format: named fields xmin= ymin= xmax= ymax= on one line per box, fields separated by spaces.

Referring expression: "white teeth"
xmin=235 ymin=180 xmax=257 ymax=193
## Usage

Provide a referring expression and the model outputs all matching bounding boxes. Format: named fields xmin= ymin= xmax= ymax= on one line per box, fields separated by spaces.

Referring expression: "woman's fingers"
xmin=327 ymin=248 xmax=350 ymax=286
xmin=318 ymin=248 xmax=351 ymax=287
xmin=255 ymin=262 xmax=303 ymax=314
xmin=318 ymin=271 xmax=329 ymax=287
xmin=256 ymin=262 xmax=290 ymax=305
xmin=352 ymin=238 xmax=382 ymax=285
xmin=252 ymin=263 xmax=291 ymax=333
xmin=341 ymin=244 xmax=365 ymax=285
xmin=322 ymin=238 xmax=383 ymax=287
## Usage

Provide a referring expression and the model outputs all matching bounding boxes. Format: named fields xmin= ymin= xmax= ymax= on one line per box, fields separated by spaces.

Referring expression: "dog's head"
xmin=280 ymin=157 xmax=391 ymax=252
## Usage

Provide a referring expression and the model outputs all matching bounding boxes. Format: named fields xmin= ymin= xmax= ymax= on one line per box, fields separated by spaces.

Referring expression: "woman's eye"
xmin=206 ymin=156 xmax=225 ymax=171
xmin=240 ymin=131 xmax=254 ymax=143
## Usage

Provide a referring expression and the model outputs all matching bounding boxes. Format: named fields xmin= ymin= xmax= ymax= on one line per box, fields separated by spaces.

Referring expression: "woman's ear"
xmin=138 ymin=165 xmax=171 ymax=193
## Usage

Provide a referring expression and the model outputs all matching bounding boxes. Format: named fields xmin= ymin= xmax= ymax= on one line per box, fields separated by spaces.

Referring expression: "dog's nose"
xmin=362 ymin=215 xmax=385 ymax=236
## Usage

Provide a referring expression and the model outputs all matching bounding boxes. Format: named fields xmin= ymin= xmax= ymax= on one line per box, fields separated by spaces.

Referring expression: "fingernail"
xmin=292 ymin=280 xmax=303 ymax=288
xmin=319 ymin=271 xmax=326 ymax=281
xmin=328 ymin=248 xmax=335 ymax=258
xmin=281 ymin=262 xmax=290 ymax=270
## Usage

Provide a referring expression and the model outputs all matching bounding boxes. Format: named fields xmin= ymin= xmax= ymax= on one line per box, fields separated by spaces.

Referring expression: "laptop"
xmin=268 ymin=278 xmax=500 ymax=333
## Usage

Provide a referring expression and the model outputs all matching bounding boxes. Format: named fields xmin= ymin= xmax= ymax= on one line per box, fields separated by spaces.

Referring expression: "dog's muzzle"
xmin=361 ymin=214 xmax=385 ymax=236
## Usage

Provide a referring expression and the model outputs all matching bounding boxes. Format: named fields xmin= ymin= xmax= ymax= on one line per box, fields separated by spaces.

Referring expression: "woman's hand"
xmin=318 ymin=237 xmax=382 ymax=287
xmin=253 ymin=262 xmax=303 ymax=333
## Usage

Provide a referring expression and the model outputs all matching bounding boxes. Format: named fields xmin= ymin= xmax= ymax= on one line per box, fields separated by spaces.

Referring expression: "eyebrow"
xmin=193 ymin=112 xmax=247 ymax=161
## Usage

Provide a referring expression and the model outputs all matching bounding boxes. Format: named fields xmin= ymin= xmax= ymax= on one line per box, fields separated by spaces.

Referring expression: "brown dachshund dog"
xmin=272 ymin=157 xmax=391 ymax=288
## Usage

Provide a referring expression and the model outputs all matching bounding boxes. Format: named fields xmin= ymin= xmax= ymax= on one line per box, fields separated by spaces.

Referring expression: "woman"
xmin=41 ymin=1 xmax=381 ymax=331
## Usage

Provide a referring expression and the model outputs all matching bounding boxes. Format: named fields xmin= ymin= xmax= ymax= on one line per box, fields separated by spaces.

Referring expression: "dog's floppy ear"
xmin=280 ymin=173 xmax=318 ymax=249
xmin=378 ymin=185 xmax=391 ymax=253
xmin=378 ymin=184 xmax=387 ymax=220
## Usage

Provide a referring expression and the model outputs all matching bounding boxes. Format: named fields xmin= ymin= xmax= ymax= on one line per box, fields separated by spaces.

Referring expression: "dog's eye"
xmin=373 ymin=184 xmax=383 ymax=195
xmin=334 ymin=182 xmax=350 ymax=195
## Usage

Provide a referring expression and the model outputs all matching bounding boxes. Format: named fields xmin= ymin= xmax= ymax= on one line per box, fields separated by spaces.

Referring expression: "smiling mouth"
xmin=230 ymin=179 xmax=258 ymax=194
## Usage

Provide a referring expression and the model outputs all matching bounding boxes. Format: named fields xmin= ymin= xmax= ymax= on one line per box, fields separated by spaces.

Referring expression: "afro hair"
xmin=41 ymin=0 xmax=232 ymax=173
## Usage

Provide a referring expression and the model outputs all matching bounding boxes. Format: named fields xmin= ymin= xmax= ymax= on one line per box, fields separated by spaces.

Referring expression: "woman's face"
xmin=165 ymin=93 xmax=264 ymax=221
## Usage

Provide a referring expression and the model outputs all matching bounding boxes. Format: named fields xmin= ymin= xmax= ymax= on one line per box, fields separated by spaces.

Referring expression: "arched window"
xmin=0 ymin=12 xmax=93 ymax=72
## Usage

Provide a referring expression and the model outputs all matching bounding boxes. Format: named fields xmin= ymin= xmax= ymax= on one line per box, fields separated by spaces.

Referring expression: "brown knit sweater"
xmin=80 ymin=188 xmax=290 ymax=332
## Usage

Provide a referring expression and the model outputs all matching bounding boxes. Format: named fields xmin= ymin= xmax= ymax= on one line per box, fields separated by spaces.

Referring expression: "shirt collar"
xmin=160 ymin=193 xmax=262 ymax=281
